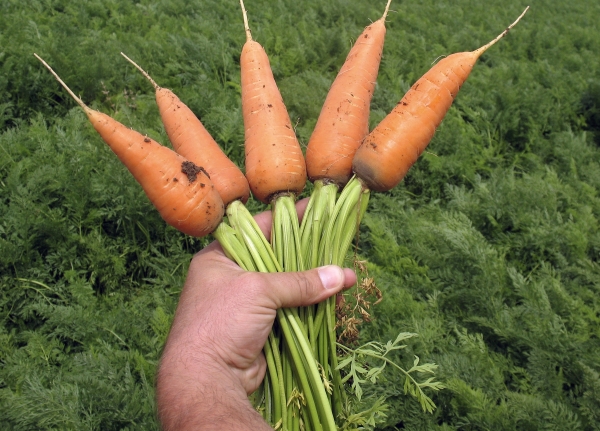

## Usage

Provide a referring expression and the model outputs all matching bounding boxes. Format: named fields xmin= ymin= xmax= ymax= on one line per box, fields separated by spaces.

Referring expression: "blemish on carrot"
xmin=181 ymin=161 xmax=209 ymax=183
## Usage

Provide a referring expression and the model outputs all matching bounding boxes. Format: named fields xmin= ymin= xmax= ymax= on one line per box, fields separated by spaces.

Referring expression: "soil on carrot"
xmin=181 ymin=161 xmax=209 ymax=183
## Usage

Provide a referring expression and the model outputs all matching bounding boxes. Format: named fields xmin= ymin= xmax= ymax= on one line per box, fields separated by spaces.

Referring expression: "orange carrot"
xmin=120 ymin=53 xmax=250 ymax=207
xmin=239 ymin=0 xmax=307 ymax=204
xmin=35 ymin=54 xmax=224 ymax=237
xmin=353 ymin=7 xmax=529 ymax=192
xmin=306 ymin=0 xmax=392 ymax=187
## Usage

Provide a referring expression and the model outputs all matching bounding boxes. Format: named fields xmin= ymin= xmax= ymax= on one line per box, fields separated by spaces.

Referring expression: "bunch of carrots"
xmin=36 ymin=1 xmax=528 ymax=429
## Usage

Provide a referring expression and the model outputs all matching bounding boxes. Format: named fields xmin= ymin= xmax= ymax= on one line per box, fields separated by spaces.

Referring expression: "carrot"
xmin=120 ymin=53 xmax=250 ymax=207
xmin=300 ymin=3 xmax=394 ymax=419
xmin=300 ymin=0 xmax=392 ymax=270
xmin=352 ymin=7 xmax=529 ymax=192
xmin=35 ymin=54 xmax=224 ymax=238
xmin=299 ymin=2 xmax=395 ymax=413
xmin=239 ymin=0 xmax=307 ymax=204
xmin=234 ymin=4 xmax=337 ymax=430
xmin=305 ymin=0 xmax=392 ymax=187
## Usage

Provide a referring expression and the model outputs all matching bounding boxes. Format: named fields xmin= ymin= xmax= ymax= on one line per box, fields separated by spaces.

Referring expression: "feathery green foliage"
xmin=2 ymin=0 xmax=600 ymax=429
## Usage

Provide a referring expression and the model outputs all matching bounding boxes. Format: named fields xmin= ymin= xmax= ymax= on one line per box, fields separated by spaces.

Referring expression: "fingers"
xmin=253 ymin=265 xmax=357 ymax=309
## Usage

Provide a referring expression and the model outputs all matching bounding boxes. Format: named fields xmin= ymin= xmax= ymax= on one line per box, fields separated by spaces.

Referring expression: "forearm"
xmin=156 ymin=352 xmax=271 ymax=431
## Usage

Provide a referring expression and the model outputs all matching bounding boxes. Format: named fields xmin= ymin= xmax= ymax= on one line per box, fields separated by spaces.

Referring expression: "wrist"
xmin=156 ymin=343 xmax=268 ymax=431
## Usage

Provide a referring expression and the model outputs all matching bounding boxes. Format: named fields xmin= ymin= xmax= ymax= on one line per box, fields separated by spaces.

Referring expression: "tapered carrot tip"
xmin=120 ymin=52 xmax=160 ymax=90
xmin=34 ymin=53 xmax=88 ymax=111
xmin=382 ymin=0 xmax=393 ymax=20
xmin=239 ymin=0 xmax=252 ymax=42
xmin=474 ymin=6 xmax=529 ymax=58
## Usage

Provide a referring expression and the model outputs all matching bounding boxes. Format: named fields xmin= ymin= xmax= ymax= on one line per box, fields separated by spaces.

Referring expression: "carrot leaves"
xmin=3 ymin=0 xmax=600 ymax=429
xmin=337 ymin=333 xmax=444 ymax=413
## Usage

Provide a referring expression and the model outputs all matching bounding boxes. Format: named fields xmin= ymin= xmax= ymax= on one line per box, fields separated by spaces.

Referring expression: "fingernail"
xmin=318 ymin=265 xmax=343 ymax=290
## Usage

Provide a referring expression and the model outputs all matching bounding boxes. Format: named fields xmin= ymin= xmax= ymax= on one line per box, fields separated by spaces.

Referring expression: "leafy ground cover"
xmin=1 ymin=0 xmax=600 ymax=429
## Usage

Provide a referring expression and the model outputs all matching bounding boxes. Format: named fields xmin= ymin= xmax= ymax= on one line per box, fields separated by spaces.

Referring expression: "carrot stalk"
xmin=227 ymin=200 xmax=281 ymax=273
xmin=272 ymin=194 xmax=304 ymax=272
xmin=213 ymin=223 xmax=257 ymax=272
xmin=34 ymin=54 xmax=224 ymax=238
xmin=299 ymin=182 xmax=337 ymax=269
xmin=262 ymin=370 xmax=273 ymax=423
xmin=282 ymin=350 xmax=294 ymax=430
xmin=223 ymin=196 xmax=335 ymax=431
xmin=313 ymin=176 xmax=369 ymax=416
xmin=264 ymin=332 xmax=286 ymax=428
xmin=278 ymin=308 xmax=326 ymax=431
xmin=297 ymin=6 xmax=394 ymax=403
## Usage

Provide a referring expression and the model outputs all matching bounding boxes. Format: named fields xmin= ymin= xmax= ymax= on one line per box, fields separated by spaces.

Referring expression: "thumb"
xmin=262 ymin=265 xmax=356 ymax=309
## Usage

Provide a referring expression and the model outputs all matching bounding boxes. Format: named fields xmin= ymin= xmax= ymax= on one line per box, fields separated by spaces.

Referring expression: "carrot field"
xmin=1 ymin=0 xmax=600 ymax=429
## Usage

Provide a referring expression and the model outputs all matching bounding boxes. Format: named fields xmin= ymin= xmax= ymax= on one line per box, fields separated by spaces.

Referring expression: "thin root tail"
xmin=474 ymin=6 xmax=529 ymax=56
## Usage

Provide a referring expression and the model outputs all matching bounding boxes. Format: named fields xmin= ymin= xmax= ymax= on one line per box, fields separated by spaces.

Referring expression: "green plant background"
xmin=2 ymin=0 xmax=600 ymax=429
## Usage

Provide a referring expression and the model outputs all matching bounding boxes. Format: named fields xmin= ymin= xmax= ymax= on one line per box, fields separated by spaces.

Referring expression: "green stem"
xmin=327 ymin=296 xmax=343 ymax=417
xmin=272 ymin=194 xmax=304 ymax=272
xmin=227 ymin=200 xmax=282 ymax=273
xmin=299 ymin=181 xmax=338 ymax=268
xmin=283 ymin=308 xmax=337 ymax=431
xmin=314 ymin=176 xmax=371 ymax=421
xmin=264 ymin=369 xmax=272 ymax=423
xmin=282 ymin=338 xmax=295 ymax=431
xmin=278 ymin=309 xmax=325 ymax=431
xmin=264 ymin=332 xmax=283 ymax=426
xmin=216 ymin=184 xmax=371 ymax=430
xmin=213 ymin=221 xmax=257 ymax=272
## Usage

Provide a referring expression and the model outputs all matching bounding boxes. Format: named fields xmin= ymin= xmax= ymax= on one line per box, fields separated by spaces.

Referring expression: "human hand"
xmin=156 ymin=200 xmax=356 ymax=430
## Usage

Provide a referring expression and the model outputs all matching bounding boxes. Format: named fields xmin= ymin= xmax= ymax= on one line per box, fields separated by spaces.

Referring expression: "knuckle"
xmin=292 ymin=272 xmax=314 ymax=303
